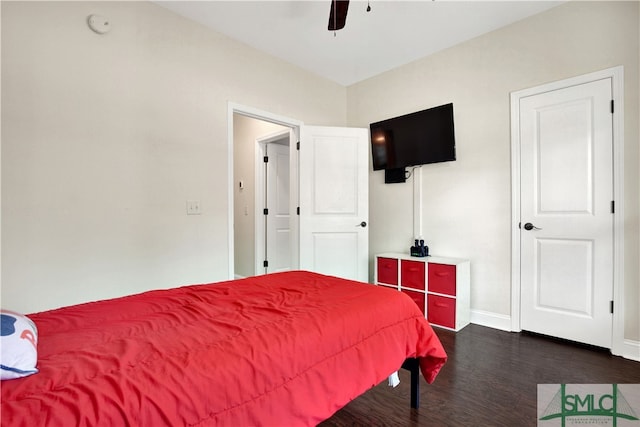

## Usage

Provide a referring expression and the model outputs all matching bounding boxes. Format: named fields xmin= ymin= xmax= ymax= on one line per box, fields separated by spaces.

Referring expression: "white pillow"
xmin=1 ymin=310 xmax=39 ymax=380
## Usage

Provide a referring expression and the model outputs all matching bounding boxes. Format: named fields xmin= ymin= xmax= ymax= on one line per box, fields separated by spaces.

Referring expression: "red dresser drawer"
xmin=428 ymin=294 xmax=456 ymax=329
xmin=401 ymin=260 xmax=426 ymax=290
xmin=402 ymin=289 xmax=426 ymax=315
xmin=377 ymin=257 xmax=398 ymax=285
xmin=428 ymin=263 xmax=456 ymax=295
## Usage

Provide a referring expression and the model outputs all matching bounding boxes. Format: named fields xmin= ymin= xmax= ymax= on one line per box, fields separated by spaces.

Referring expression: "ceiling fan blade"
xmin=328 ymin=0 xmax=349 ymax=31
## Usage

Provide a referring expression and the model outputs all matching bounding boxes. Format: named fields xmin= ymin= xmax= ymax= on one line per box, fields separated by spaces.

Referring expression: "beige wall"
xmin=1 ymin=1 xmax=346 ymax=313
xmin=347 ymin=1 xmax=639 ymax=341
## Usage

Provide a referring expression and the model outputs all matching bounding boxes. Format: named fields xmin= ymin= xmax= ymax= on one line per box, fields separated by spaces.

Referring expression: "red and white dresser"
xmin=375 ymin=253 xmax=470 ymax=331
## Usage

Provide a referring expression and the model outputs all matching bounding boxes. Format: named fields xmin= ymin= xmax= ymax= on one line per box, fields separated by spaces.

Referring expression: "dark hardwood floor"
xmin=320 ymin=324 xmax=640 ymax=426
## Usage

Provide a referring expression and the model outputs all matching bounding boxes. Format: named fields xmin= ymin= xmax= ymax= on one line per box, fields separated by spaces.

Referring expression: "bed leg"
xmin=401 ymin=358 xmax=420 ymax=409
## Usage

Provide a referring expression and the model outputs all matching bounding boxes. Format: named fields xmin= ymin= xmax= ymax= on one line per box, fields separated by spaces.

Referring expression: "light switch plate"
xmin=186 ymin=200 xmax=201 ymax=215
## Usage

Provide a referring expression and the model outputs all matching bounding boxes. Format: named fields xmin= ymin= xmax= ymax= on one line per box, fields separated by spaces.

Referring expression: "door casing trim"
xmin=509 ymin=66 xmax=625 ymax=355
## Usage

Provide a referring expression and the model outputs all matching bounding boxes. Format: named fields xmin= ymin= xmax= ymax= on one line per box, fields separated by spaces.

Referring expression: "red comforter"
xmin=1 ymin=271 xmax=446 ymax=426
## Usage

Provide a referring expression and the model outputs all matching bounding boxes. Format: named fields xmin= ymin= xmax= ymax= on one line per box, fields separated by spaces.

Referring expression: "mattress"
xmin=1 ymin=270 xmax=447 ymax=426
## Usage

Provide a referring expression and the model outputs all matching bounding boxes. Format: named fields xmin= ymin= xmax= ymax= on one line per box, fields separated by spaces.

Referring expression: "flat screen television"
xmin=370 ymin=103 xmax=456 ymax=175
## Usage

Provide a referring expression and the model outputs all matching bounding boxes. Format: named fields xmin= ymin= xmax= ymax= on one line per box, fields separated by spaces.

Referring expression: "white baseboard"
xmin=623 ymin=339 xmax=640 ymax=362
xmin=470 ymin=309 xmax=512 ymax=332
xmin=469 ymin=309 xmax=640 ymax=363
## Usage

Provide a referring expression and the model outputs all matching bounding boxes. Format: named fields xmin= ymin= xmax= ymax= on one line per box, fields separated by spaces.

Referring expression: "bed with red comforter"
xmin=1 ymin=271 xmax=447 ymax=426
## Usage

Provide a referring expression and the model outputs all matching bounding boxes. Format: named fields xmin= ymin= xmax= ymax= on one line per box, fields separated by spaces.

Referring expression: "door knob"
xmin=357 ymin=221 xmax=367 ymax=228
xmin=523 ymin=222 xmax=542 ymax=231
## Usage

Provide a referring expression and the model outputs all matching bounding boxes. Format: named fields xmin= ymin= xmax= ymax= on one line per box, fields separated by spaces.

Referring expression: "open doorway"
xmin=228 ymin=103 xmax=369 ymax=283
xmin=229 ymin=105 xmax=301 ymax=279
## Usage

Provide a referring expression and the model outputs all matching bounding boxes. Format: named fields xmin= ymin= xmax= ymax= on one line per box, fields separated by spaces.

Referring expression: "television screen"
xmin=370 ymin=103 xmax=456 ymax=171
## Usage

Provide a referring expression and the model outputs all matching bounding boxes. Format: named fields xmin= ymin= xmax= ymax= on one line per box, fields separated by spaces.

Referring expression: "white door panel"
xmin=266 ymin=143 xmax=291 ymax=273
xmin=309 ymin=232 xmax=360 ymax=280
xmin=308 ymin=135 xmax=359 ymax=214
xmin=299 ymin=126 xmax=369 ymax=282
xmin=536 ymin=99 xmax=594 ymax=213
xmin=520 ymin=78 xmax=613 ymax=348
xmin=536 ymin=238 xmax=593 ymax=315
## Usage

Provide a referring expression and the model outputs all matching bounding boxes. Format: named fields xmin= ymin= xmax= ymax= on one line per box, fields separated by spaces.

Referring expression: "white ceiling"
xmin=155 ymin=1 xmax=563 ymax=86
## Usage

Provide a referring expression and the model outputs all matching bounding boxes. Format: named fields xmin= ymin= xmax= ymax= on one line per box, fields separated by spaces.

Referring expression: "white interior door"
xmin=265 ymin=142 xmax=291 ymax=273
xmin=299 ymin=126 xmax=369 ymax=282
xmin=519 ymin=78 xmax=613 ymax=348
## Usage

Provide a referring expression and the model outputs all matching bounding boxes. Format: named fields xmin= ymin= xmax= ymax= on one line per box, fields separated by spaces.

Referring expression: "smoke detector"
xmin=87 ymin=15 xmax=111 ymax=35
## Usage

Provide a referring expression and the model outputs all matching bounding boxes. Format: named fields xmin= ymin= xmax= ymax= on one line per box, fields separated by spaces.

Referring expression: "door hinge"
xmin=610 ymin=300 xmax=614 ymax=314
xmin=610 ymin=100 xmax=614 ymax=114
xmin=611 ymin=200 xmax=615 ymax=214
xmin=296 ymin=206 xmax=300 ymax=215
xmin=296 ymin=141 xmax=300 ymax=150
xmin=263 ymin=156 xmax=269 ymax=163
xmin=263 ymin=208 xmax=268 ymax=215
xmin=263 ymin=260 xmax=269 ymax=268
